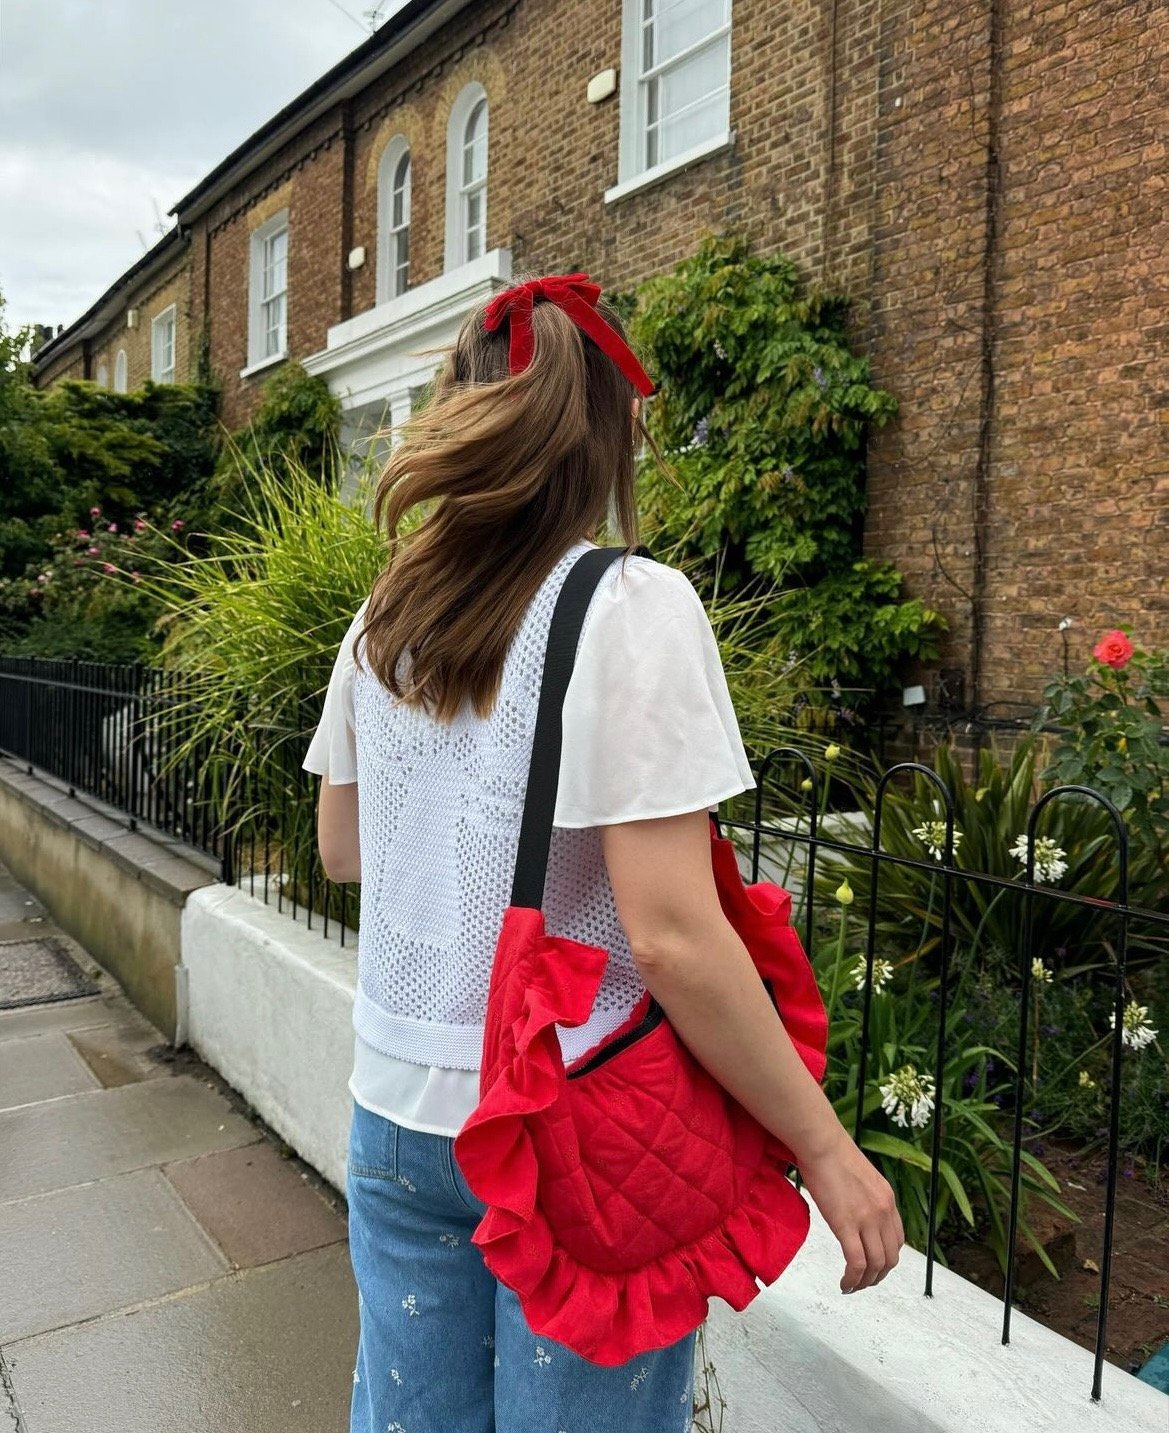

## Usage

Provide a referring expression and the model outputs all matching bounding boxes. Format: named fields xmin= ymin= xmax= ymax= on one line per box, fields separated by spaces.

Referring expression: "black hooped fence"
xmin=1 ymin=657 xmax=1165 ymax=1406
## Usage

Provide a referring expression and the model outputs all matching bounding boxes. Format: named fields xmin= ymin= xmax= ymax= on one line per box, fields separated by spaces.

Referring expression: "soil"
xmin=943 ymin=1135 xmax=1169 ymax=1378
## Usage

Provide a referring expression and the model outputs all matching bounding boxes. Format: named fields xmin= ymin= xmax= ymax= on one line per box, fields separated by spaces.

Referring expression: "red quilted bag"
xmin=453 ymin=547 xmax=830 ymax=1366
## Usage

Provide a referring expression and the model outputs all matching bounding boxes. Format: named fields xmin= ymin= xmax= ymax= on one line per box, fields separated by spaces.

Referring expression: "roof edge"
xmin=168 ymin=0 xmax=472 ymax=226
xmin=31 ymin=226 xmax=187 ymax=374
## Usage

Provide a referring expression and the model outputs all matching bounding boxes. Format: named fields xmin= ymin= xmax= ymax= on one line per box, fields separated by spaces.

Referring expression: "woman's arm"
xmin=316 ymin=776 xmax=360 ymax=884
xmin=602 ymin=807 xmax=904 ymax=1294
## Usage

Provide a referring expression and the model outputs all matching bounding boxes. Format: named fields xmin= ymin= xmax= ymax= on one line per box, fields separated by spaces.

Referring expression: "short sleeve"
xmin=302 ymin=599 xmax=369 ymax=786
xmin=554 ymin=558 xmax=756 ymax=827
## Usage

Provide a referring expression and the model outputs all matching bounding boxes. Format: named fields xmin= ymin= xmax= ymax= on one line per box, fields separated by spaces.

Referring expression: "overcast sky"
xmin=1 ymin=0 xmax=404 ymax=332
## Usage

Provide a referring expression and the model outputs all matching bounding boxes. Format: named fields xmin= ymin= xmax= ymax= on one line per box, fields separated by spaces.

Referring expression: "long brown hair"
xmin=356 ymin=287 xmax=651 ymax=721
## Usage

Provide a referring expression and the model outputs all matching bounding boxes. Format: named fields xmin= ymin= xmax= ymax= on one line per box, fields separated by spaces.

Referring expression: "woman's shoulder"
xmin=576 ymin=550 xmax=717 ymax=666
xmin=333 ymin=595 xmax=372 ymax=672
xmin=584 ymin=552 xmax=712 ymax=648
xmin=600 ymin=551 xmax=705 ymax=615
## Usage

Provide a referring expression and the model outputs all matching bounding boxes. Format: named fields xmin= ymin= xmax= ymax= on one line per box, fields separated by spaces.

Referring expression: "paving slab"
xmin=0 ymin=1030 xmax=99 ymax=1111
xmin=55 ymin=998 xmax=171 ymax=1087
xmin=164 ymin=1142 xmax=347 ymax=1269
xmin=65 ymin=1024 xmax=166 ymax=1087
xmin=4 ymin=1243 xmax=358 ymax=1433
xmin=0 ymin=1076 xmax=259 ymax=1202
xmin=0 ymin=996 xmax=105 ymax=1041
xmin=0 ymin=1168 xmax=229 ymax=1342
xmin=0 ymin=886 xmax=45 ymax=921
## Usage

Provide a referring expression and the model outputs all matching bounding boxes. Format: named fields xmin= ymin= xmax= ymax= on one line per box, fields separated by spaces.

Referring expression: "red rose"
xmin=1093 ymin=630 xmax=1134 ymax=669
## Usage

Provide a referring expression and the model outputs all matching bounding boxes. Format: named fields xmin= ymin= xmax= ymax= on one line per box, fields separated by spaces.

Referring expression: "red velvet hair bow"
xmin=483 ymin=272 xmax=655 ymax=396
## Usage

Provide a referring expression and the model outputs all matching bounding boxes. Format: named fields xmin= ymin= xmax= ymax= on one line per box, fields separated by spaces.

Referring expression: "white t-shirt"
xmin=302 ymin=553 xmax=755 ymax=1137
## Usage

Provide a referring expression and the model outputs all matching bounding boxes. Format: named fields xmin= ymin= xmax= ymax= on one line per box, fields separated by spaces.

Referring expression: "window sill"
xmin=604 ymin=130 xmax=736 ymax=206
xmin=239 ymin=349 xmax=288 ymax=381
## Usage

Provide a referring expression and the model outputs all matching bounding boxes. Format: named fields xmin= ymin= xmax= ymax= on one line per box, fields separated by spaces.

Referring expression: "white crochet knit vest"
xmin=351 ymin=540 xmax=646 ymax=1070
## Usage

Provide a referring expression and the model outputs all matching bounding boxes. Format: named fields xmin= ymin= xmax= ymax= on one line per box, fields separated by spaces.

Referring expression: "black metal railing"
xmin=0 ymin=657 xmax=228 ymax=863
xmin=723 ymin=748 xmax=1167 ymax=1406
xmin=0 ymin=656 xmax=359 ymax=948
xmin=1 ymin=655 xmax=1164 ymax=1404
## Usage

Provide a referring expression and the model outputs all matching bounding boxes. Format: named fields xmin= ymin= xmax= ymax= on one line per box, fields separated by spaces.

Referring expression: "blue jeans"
xmin=345 ymin=1098 xmax=697 ymax=1433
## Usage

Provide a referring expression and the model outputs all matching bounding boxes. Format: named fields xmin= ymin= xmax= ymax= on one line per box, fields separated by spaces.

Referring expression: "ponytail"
xmin=358 ymin=289 xmax=644 ymax=721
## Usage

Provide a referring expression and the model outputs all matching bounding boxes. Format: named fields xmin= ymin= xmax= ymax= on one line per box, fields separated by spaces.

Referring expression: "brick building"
xmin=30 ymin=228 xmax=192 ymax=395
xmin=31 ymin=0 xmax=1168 ymax=716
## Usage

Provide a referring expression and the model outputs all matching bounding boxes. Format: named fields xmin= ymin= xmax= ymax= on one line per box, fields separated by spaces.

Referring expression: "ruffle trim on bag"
xmin=709 ymin=827 xmax=830 ymax=1088
xmin=453 ymin=845 xmax=830 ymax=1366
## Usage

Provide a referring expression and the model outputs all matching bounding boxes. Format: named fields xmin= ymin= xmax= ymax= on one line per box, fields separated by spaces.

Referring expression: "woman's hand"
xmin=796 ymin=1127 xmax=905 ymax=1293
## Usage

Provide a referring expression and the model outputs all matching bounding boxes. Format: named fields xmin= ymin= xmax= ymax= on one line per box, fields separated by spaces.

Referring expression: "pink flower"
xmin=107 ymin=522 xmax=118 ymax=533
xmin=76 ymin=529 xmax=89 ymax=540
xmin=171 ymin=519 xmax=185 ymax=531
xmin=102 ymin=562 xmax=116 ymax=574
xmin=89 ymin=505 xmax=101 ymax=517
xmin=1093 ymin=630 xmax=1134 ymax=670
xmin=131 ymin=571 xmax=141 ymax=583
xmin=87 ymin=546 xmax=100 ymax=556
xmin=134 ymin=519 xmax=147 ymax=532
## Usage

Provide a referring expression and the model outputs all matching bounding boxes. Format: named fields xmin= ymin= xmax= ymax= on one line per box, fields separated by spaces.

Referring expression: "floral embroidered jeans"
xmin=346 ymin=1099 xmax=697 ymax=1433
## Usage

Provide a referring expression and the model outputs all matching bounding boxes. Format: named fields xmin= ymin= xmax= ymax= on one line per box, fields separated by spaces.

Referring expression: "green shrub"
xmin=1032 ymin=626 xmax=1169 ymax=884
xmin=628 ymin=235 xmax=947 ymax=719
xmin=813 ymin=891 xmax=1077 ymax=1275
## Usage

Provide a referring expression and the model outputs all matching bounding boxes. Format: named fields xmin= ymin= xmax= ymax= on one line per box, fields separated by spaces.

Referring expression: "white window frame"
xmin=376 ymin=136 xmax=412 ymax=304
xmin=151 ymin=304 xmax=176 ymax=384
xmin=611 ymin=0 xmax=734 ymax=202
xmin=95 ymin=360 xmax=109 ymax=389
xmin=113 ymin=349 xmax=128 ymax=393
xmin=245 ymin=209 xmax=289 ymax=374
xmin=444 ymin=83 xmax=488 ymax=271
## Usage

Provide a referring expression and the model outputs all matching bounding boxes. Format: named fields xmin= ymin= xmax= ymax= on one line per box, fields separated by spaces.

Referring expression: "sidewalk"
xmin=0 ymin=860 xmax=358 ymax=1433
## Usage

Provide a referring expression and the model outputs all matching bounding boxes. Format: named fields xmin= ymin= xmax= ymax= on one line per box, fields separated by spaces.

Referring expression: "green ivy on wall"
xmin=626 ymin=235 xmax=947 ymax=719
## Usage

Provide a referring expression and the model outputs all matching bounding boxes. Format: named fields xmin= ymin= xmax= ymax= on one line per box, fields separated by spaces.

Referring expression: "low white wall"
xmin=704 ymin=1197 xmax=1166 ymax=1432
xmin=181 ymin=884 xmax=356 ymax=1191
xmin=179 ymin=881 xmax=1165 ymax=1431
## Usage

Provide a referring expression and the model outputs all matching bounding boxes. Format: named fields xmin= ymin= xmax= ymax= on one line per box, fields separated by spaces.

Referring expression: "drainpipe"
xmin=969 ymin=0 xmax=1006 ymax=759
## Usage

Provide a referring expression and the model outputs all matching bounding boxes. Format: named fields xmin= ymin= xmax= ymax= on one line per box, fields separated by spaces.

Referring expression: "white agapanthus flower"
xmin=1031 ymin=958 xmax=1054 ymax=984
xmin=853 ymin=957 xmax=894 ymax=994
xmin=912 ymin=819 xmax=959 ymax=862
xmin=1009 ymin=833 xmax=1068 ymax=884
xmin=1109 ymin=1000 xmax=1158 ymax=1051
xmin=879 ymin=1064 xmax=936 ymax=1129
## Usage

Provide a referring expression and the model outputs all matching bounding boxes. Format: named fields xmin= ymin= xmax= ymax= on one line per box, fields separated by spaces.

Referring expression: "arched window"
xmin=113 ymin=350 xmax=128 ymax=393
xmin=445 ymin=83 xmax=489 ymax=270
xmin=95 ymin=360 xmax=109 ymax=388
xmin=377 ymin=137 xmax=411 ymax=303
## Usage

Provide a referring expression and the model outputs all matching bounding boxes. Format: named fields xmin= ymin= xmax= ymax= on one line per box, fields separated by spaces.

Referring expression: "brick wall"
xmin=862 ymin=0 xmax=1168 ymax=711
xmin=31 ymin=253 xmax=193 ymax=394
xmin=172 ymin=0 xmax=1169 ymax=708
xmin=89 ymin=265 xmax=194 ymax=391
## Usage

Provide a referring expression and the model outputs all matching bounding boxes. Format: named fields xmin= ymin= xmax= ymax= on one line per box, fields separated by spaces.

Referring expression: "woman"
xmin=303 ymin=274 xmax=903 ymax=1433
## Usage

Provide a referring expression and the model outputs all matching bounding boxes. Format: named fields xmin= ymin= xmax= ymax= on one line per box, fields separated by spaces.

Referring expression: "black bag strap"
xmin=510 ymin=544 xmax=631 ymax=910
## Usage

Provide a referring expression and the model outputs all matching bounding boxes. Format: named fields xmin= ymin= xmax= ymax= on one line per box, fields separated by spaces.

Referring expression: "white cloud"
xmin=0 ymin=0 xmax=370 ymax=327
